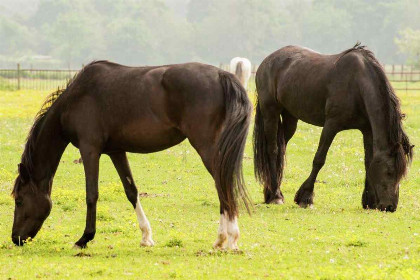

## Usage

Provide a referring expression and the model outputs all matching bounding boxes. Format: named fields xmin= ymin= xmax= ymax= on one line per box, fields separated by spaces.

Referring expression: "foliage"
xmin=1 ymin=0 xmax=420 ymax=66
xmin=0 ymin=77 xmax=15 ymax=90
xmin=0 ymin=15 xmax=34 ymax=56
xmin=396 ymin=28 xmax=420 ymax=68
xmin=0 ymin=84 xmax=419 ymax=279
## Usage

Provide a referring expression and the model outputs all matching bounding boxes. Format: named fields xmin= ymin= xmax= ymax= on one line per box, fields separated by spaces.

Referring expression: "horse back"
xmin=257 ymin=46 xmax=366 ymax=127
xmin=60 ymin=61 xmax=225 ymax=153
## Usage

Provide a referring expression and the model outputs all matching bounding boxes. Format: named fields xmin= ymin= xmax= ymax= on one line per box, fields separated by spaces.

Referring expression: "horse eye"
xmin=15 ymin=199 xmax=23 ymax=207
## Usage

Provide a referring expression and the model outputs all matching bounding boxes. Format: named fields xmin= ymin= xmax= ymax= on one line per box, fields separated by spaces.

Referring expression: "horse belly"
xmin=279 ymin=90 xmax=326 ymax=127
xmin=105 ymin=119 xmax=186 ymax=154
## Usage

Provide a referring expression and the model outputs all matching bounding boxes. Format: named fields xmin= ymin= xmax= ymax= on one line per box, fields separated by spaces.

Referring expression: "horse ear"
xmin=18 ymin=163 xmax=29 ymax=183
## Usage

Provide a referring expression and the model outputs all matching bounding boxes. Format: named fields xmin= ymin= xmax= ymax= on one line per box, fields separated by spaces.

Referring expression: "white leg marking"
xmin=213 ymin=213 xmax=228 ymax=249
xmin=135 ymin=196 xmax=154 ymax=247
xmin=227 ymin=215 xmax=240 ymax=250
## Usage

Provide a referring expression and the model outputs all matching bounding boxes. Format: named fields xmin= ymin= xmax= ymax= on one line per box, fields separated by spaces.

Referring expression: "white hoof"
xmin=213 ymin=233 xmax=227 ymax=249
xmin=227 ymin=239 xmax=239 ymax=250
xmin=140 ymin=238 xmax=155 ymax=247
xmin=227 ymin=215 xmax=240 ymax=250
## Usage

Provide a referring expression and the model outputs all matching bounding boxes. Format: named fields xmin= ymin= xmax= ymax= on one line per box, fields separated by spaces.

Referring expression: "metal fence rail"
xmin=0 ymin=64 xmax=419 ymax=91
xmin=0 ymin=64 xmax=78 ymax=91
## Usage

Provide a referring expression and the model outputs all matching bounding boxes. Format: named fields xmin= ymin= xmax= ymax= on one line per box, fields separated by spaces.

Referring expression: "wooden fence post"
xmin=401 ymin=64 xmax=404 ymax=80
xmin=410 ymin=65 xmax=413 ymax=82
xmin=392 ymin=64 xmax=395 ymax=80
xmin=17 ymin=63 xmax=21 ymax=90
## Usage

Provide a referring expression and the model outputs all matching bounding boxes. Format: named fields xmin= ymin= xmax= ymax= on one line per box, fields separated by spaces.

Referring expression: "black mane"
xmin=342 ymin=43 xmax=414 ymax=180
xmin=11 ymin=62 xmax=97 ymax=196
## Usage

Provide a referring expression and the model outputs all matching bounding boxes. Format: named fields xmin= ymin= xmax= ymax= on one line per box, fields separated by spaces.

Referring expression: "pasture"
xmin=0 ymin=83 xmax=419 ymax=279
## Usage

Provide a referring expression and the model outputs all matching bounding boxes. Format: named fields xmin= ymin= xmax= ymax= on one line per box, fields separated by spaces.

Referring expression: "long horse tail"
xmin=235 ymin=61 xmax=244 ymax=81
xmin=253 ymin=99 xmax=286 ymax=200
xmin=215 ymin=72 xmax=253 ymax=219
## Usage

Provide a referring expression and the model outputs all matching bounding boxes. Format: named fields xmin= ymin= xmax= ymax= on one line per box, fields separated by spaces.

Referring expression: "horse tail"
xmin=235 ymin=61 xmax=243 ymax=80
xmin=253 ymin=99 xmax=285 ymax=200
xmin=215 ymin=72 xmax=252 ymax=219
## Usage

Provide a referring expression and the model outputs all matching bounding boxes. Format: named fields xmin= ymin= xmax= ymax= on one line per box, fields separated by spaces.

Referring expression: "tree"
xmin=395 ymin=28 xmax=420 ymax=68
xmin=0 ymin=15 xmax=34 ymax=56
xmin=192 ymin=0 xmax=287 ymax=64
xmin=299 ymin=1 xmax=352 ymax=54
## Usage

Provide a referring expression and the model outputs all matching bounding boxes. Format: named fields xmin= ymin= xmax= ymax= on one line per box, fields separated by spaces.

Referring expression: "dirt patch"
xmin=74 ymin=252 xmax=92 ymax=257
xmin=139 ymin=192 xmax=169 ymax=198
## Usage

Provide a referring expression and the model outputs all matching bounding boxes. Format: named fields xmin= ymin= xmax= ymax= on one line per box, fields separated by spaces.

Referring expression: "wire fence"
xmin=0 ymin=63 xmax=419 ymax=91
xmin=0 ymin=64 xmax=78 ymax=91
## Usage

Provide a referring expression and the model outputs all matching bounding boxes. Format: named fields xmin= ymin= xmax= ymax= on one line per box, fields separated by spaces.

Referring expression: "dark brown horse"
xmin=11 ymin=61 xmax=252 ymax=249
xmin=254 ymin=43 xmax=413 ymax=211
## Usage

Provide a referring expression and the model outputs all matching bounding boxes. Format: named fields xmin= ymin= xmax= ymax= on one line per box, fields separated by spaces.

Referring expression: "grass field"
xmin=0 ymin=83 xmax=419 ymax=279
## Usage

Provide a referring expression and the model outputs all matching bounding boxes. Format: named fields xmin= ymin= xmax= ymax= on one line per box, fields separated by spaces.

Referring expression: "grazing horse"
xmin=230 ymin=57 xmax=252 ymax=90
xmin=11 ymin=61 xmax=252 ymax=250
xmin=254 ymin=43 xmax=413 ymax=210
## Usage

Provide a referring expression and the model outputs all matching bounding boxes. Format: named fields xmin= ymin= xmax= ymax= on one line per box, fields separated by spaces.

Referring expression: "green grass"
xmin=0 ymin=84 xmax=419 ymax=279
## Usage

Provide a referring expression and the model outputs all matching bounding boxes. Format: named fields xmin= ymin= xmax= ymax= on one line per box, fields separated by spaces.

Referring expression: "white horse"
xmin=230 ymin=57 xmax=252 ymax=90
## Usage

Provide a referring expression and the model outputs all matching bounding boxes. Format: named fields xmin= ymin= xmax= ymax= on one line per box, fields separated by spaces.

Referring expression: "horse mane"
xmin=335 ymin=42 xmax=367 ymax=62
xmin=11 ymin=62 xmax=100 ymax=197
xmin=11 ymin=88 xmax=64 ymax=197
xmin=341 ymin=43 xmax=414 ymax=180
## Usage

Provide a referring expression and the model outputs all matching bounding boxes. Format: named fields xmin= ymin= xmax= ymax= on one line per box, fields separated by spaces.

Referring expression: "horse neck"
xmin=31 ymin=108 xmax=68 ymax=191
xmin=362 ymin=87 xmax=391 ymax=155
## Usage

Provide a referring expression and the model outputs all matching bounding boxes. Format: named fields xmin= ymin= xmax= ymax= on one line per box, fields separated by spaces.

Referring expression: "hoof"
xmin=294 ymin=189 xmax=314 ymax=208
xmin=213 ymin=233 xmax=227 ymax=250
xmin=140 ymin=239 xmax=155 ymax=247
xmin=73 ymin=244 xmax=84 ymax=249
xmin=267 ymin=197 xmax=284 ymax=205
xmin=298 ymin=202 xmax=314 ymax=209
xmin=227 ymin=242 xmax=239 ymax=251
xmin=213 ymin=243 xmax=226 ymax=250
xmin=362 ymin=203 xmax=375 ymax=210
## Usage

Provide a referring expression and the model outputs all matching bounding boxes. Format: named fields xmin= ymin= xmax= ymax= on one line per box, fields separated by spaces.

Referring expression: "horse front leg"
xmin=361 ymin=129 xmax=377 ymax=209
xmin=74 ymin=144 xmax=100 ymax=248
xmin=109 ymin=152 xmax=154 ymax=247
xmin=295 ymin=121 xmax=339 ymax=208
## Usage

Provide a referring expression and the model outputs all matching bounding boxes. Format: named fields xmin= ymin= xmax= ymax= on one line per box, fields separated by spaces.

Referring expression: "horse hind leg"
xmin=214 ymin=210 xmax=228 ymax=249
xmin=109 ymin=152 xmax=154 ymax=247
xmin=214 ymin=210 xmax=240 ymax=250
xmin=256 ymin=103 xmax=284 ymax=204
xmin=192 ymin=143 xmax=236 ymax=250
xmin=187 ymin=133 xmax=240 ymax=250
xmin=282 ymin=110 xmax=298 ymax=146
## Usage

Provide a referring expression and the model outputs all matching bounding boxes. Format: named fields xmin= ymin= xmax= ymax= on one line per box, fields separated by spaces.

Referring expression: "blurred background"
xmin=1 ymin=0 xmax=419 ymax=69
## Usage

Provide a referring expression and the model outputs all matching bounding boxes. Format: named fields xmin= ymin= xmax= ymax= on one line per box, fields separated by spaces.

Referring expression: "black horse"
xmin=254 ymin=43 xmax=413 ymax=210
xmin=11 ymin=61 xmax=252 ymax=250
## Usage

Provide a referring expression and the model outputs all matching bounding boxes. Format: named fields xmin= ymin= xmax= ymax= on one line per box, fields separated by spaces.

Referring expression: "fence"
xmin=0 ymin=64 xmax=78 ymax=91
xmin=220 ymin=63 xmax=420 ymax=91
xmin=0 ymin=63 xmax=419 ymax=91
